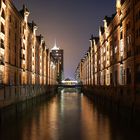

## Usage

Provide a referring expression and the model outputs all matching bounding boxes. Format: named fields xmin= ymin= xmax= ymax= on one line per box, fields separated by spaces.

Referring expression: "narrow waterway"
xmin=0 ymin=88 xmax=140 ymax=140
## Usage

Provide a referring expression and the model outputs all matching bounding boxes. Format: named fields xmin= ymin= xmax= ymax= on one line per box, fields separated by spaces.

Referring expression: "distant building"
xmin=50 ymin=42 xmax=64 ymax=83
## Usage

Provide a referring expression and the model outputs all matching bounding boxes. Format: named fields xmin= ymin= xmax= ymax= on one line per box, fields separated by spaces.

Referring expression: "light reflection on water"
xmin=0 ymin=88 xmax=140 ymax=140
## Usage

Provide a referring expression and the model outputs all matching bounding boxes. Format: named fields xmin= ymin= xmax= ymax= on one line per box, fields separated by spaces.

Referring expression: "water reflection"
xmin=0 ymin=88 xmax=140 ymax=140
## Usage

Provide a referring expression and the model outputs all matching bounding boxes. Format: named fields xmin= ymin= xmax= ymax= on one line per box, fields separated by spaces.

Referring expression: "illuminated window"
xmin=126 ymin=35 xmax=131 ymax=46
xmin=23 ymin=75 xmax=25 ymax=85
xmin=115 ymin=46 xmax=117 ymax=53
xmin=110 ymin=50 xmax=112 ymax=56
xmin=107 ymin=73 xmax=110 ymax=85
xmin=23 ymin=64 xmax=25 ymax=70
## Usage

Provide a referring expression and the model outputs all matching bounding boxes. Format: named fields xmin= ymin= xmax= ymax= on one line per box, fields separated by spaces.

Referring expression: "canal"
xmin=0 ymin=88 xmax=140 ymax=140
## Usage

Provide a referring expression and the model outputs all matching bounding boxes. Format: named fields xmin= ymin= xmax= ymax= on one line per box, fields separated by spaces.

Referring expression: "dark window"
xmin=1 ymin=23 xmax=5 ymax=34
xmin=0 ymin=39 xmax=4 ymax=49
xmin=136 ymin=64 xmax=140 ymax=83
xmin=1 ymin=10 xmax=5 ymax=19
xmin=15 ymin=21 xmax=17 ymax=29
xmin=136 ymin=29 xmax=139 ymax=38
xmin=3 ymin=0 xmax=6 ymax=4
xmin=115 ymin=70 xmax=118 ymax=86
xmin=15 ymin=33 xmax=17 ymax=43
xmin=126 ymin=68 xmax=131 ymax=84
xmin=22 ymin=44 xmax=25 ymax=50
xmin=0 ymin=54 xmax=4 ymax=65
xmin=9 ymin=15 xmax=12 ymax=23
xmin=120 ymin=31 xmax=123 ymax=39
xmin=126 ymin=21 xmax=131 ymax=30
xmin=139 ymin=28 xmax=140 ymax=37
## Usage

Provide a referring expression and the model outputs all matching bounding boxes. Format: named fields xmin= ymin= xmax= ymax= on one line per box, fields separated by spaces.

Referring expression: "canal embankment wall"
xmin=0 ymin=85 xmax=57 ymax=124
xmin=83 ymin=86 xmax=140 ymax=123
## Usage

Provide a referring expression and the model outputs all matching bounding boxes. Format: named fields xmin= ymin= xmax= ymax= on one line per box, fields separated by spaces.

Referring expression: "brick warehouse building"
xmin=76 ymin=0 xmax=140 ymax=111
xmin=0 ymin=0 xmax=60 ymax=108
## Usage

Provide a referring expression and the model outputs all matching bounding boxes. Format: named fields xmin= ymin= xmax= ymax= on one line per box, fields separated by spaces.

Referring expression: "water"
xmin=0 ymin=88 xmax=140 ymax=140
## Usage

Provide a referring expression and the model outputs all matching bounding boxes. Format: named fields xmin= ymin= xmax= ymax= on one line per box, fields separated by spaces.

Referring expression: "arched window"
xmin=1 ymin=10 xmax=5 ymax=19
xmin=1 ymin=23 xmax=5 ymax=34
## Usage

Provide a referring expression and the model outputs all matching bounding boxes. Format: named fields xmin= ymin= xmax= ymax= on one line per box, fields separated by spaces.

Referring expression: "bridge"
xmin=58 ymin=84 xmax=82 ymax=88
xmin=58 ymin=80 xmax=82 ymax=88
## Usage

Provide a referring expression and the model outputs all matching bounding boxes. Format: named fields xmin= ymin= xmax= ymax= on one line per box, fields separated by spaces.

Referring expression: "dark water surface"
xmin=0 ymin=88 xmax=140 ymax=140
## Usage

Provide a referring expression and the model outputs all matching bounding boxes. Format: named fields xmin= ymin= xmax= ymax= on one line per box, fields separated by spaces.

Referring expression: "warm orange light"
xmin=116 ymin=0 xmax=121 ymax=9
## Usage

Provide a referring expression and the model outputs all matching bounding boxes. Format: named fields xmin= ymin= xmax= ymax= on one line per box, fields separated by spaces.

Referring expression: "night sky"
xmin=13 ymin=0 xmax=115 ymax=79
